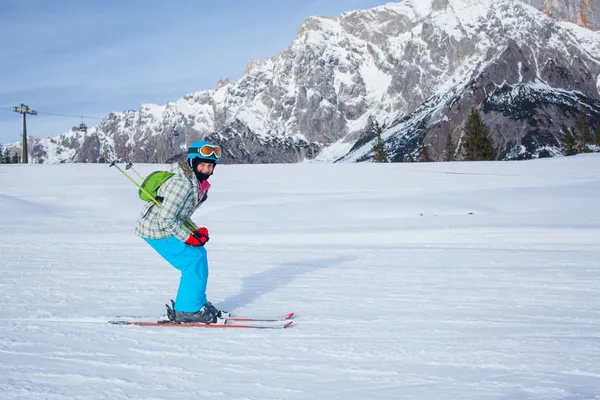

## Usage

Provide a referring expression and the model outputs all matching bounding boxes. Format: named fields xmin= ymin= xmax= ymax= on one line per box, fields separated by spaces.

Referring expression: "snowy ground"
xmin=1 ymin=155 xmax=600 ymax=399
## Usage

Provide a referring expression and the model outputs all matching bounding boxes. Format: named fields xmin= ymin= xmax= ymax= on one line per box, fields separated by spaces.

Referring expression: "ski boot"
xmin=163 ymin=300 xmax=228 ymax=324
xmin=204 ymin=301 xmax=230 ymax=319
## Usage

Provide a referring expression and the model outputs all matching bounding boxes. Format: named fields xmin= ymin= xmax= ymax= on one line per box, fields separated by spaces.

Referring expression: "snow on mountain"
xmin=7 ymin=0 xmax=600 ymax=164
xmin=337 ymin=0 xmax=600 ymax=162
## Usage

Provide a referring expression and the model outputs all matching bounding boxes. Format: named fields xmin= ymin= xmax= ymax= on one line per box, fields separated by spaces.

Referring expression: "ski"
xmin=109 ymin=320 xmax=293 ymax=329
xmin=225 ymin=312 xmax=294 ymax=322
xmin=112 ymin=312 xmax=294 ymax=323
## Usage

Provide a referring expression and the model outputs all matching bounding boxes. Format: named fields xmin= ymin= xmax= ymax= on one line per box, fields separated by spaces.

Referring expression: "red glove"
xmin=185 ymin=227 xmax=209 ymax=246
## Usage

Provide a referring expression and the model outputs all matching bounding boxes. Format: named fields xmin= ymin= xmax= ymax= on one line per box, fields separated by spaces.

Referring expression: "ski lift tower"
xmin=12 ymin=103 xmax=37 ymax=164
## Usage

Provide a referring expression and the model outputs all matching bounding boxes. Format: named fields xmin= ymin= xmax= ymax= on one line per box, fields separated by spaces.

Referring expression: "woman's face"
xmin=196 ymin=161 xmax=214 ymax=174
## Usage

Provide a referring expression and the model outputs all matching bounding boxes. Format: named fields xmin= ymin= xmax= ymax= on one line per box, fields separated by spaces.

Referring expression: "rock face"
xmin=521 ymin=0 xmax=600 ymax=30
xmin=6 ymin=0 xmax=600 ymax=164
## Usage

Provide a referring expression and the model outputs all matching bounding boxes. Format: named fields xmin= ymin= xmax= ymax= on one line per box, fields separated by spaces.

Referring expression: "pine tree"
xmin=443 ymin=132 xmax=456 ymax=161
xmin=3 ymin=148 xmax=11 ymax=164
xmin=418 ymin=136 xmax=432 ymax=162
xmin=371 ymin=121 xmax=388 ymax=163
xmin=0 ymin=144 xmax=3 ymax=164
xmin=12 ymin=151 xmax=19 ymax=164
xmin=561 ymin=128 xmax=578 ymax=156
xmin=595 ymin=120 xmax=600 ymax=147
xmin=575 ymin=107 xmax=592 ymax=146
xmin=461 ymin=107 xmax=496 ymax=161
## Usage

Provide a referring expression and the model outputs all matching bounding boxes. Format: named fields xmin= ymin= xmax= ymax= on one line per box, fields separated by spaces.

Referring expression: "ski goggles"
xmin=189 ymin=144 xmax=221 ymax=160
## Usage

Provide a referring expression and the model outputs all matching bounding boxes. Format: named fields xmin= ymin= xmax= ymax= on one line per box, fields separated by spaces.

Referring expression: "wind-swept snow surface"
xmin=1 ymin=155 xmax=599 ymax=399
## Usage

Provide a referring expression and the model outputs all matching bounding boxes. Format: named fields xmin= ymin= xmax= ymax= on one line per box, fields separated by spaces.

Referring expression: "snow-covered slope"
xmin=1 ymin=155 xmax=599 ymax=398
xmin=8 ymin=0 xmax=600 ymax=164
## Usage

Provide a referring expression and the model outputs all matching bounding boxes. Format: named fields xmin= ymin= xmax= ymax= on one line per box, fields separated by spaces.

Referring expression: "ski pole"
xmin=109 ymin=161 xmax=197 ymax=235
xmin=110 ymin=160 xmax=163 ymax=209
xmin=125 ymin=161 xmax=145 ymax=182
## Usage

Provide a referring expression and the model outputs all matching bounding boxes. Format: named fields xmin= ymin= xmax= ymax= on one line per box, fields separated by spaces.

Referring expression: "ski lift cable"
xmin=36 ymin=111 xmax=105 ymax=120
xmin=0 ymin=107 xmax=104 ymax=120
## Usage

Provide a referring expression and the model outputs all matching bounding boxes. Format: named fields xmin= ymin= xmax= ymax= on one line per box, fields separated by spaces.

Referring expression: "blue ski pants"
xmin=144 ymin=236 xmax=208 ymax=312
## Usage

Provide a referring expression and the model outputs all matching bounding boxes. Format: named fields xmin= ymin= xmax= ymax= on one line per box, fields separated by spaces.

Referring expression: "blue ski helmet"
xmin=187 ymin=141 xmax=221 ymax=164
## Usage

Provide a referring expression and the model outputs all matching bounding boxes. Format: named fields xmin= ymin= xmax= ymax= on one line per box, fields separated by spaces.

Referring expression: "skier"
xmin=135 ymin=141 xmax=223 ymax=323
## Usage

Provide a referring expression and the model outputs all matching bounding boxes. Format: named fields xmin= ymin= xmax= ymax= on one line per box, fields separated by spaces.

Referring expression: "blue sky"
xmin=0 ymin=0 xmax=392 ymax=144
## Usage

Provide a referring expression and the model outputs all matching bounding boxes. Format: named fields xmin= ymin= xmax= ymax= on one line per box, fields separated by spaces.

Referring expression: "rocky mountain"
xmin=522 ymin=0 xmax=599 ymax=30
xmin=7 ymin=0 xmax=600 ymax=164
xmin=338 ymin=0 xmax=600 ymax=162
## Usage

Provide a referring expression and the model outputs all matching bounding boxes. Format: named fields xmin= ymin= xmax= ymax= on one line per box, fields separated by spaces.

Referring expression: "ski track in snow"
xmin=1 ymin=156 xmax=600 ymax=399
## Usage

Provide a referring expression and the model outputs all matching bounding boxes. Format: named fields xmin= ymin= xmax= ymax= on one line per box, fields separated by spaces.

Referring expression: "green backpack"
xmin=139 ymin=171 xmax=175 ymax=203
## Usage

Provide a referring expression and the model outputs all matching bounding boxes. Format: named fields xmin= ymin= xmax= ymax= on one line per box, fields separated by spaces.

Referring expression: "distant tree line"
xmin=0 ymin=145 xmax=21 ymax=164
xmin=372 ymin=105 xmax=600 ymax=163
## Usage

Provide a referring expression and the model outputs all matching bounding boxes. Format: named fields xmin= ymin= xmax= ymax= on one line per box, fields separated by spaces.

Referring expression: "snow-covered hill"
xmin=1 ymin=155 xmax=599 ymax=398
xmin=8 ymin=0 xmax=600 ymax=164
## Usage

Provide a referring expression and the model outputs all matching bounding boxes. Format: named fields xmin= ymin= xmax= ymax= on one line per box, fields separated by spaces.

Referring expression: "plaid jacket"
xmin=135 ymin=161 xmax=208 ymax=242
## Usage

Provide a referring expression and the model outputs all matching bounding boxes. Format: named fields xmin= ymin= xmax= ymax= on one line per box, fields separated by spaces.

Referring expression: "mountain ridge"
xmin=5 ymin=0 xmax=600 ymax=164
